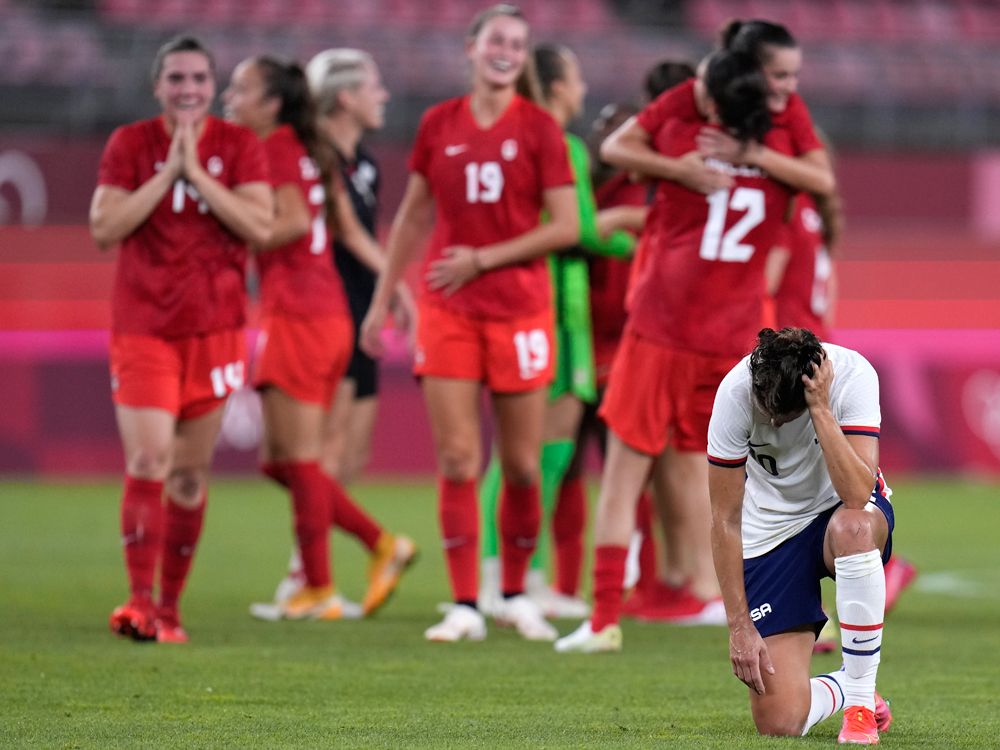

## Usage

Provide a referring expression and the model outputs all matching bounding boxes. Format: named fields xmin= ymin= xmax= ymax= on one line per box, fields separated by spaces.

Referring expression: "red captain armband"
xmin=841 ymin=426 xmax=880 ymax=438
xmin=708 ymin=455 xmax=748 ymax=468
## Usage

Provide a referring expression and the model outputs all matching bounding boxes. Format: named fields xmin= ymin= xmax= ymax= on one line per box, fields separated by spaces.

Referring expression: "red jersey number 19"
xmin=465 ymin=162 xmax=504 ymax=204
xmin=698 ymin=187 xmax=765 ymax=262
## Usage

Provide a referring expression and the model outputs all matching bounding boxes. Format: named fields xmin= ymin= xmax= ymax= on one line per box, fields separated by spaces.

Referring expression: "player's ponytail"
xmin=704 ymin=49 xmax=771 ymax=142
xmin=254 ymin=56 xmax=320 ymax=160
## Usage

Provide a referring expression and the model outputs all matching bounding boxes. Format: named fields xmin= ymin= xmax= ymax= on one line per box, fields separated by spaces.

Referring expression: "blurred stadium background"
xmin=1 ymin=0 xmax=999 ymax=478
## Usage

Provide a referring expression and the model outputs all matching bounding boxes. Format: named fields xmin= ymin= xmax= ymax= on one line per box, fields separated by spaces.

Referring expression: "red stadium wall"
xmin=1 ymin=140 xmax=999 ymax=476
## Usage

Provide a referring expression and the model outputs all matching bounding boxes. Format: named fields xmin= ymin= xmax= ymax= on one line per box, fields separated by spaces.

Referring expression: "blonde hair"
xmin=306 ymin=48 xmax=375 ymax=116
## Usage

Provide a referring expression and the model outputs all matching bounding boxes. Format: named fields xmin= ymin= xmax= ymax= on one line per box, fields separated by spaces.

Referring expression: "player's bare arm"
xmin=804 ymin=354 xmax=879 ymax=508
xmin=709 ymin=464 xmax=775 ymax=695
xmin=601 ymin=117 xmax=732 ymax=194
xmin=425 ymin=183 xmax=578 ymax=295
xmin=595 ymin=204 xmax=647 ymax=237
xmin=89 ymin=132 xmax=183 ymax=250
xmin=255 ymin=183 xmax=310 ymax=251
xmin=696 ymin=128 xmax=835 ymax=197
xmin=361 ymin=172 xmax=434 ymax=358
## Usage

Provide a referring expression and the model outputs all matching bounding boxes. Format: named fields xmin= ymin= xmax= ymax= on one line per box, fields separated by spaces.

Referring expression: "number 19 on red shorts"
xmin=415 ymin=302 xmax=554 ymax=393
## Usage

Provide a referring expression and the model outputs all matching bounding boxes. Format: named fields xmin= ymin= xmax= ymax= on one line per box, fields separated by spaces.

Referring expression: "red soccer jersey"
xmin=97 ymin=115 xmax=269 ymax=338
xmin=410 ymin=95 xmax=574 ymax=319
xmin=629 ymin=80 xmax=819 ymax=357
xmin=589 ymin=172 xmax=648 ymax=348
xmin=773 ymin=193 xmax=831 ymax=340
xmin=256 ymin=125 xmax=347 ymax=318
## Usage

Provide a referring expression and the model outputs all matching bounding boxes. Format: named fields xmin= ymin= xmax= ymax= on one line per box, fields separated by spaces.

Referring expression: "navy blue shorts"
xmin=743 ymin=491 xmax=895 ymax=639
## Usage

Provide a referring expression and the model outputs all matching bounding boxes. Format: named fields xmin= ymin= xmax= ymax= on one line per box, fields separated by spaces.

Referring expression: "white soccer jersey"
xmin=707 ymin=343 xmax=882 ymax=558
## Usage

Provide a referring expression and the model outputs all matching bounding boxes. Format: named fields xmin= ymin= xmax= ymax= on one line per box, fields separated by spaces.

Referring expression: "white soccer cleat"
xmin=272 ymin=549 xmax=306 ymax=604
xmin=528 ymin=585 xmax=591 ymax=620
xmin=494 ymin=594 xmax=558 ymax=641
xmin=424 ymin=604 xmax=487 ymax=642
xmin=525 ymin=569 xmax=591 ymax=619
xmin=554 ymin=620 xmax=623 ymax=653
xmin=477 ymin=557 xmax=503 ymax=617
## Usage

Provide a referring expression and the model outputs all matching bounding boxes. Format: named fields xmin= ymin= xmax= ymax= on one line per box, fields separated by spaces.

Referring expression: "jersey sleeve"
xmin=96 ymin=126 xmax=138 ymax=191
xmin=834 ymin=355 xmax=881 ymax=438
xmin=408 ymin=109 xmax=435 ymax=177
xmin=263 ymin=132 xmax=300 ymax=188
xmin=566 ymin=134 xmax=634 ymax=258
xmin=535 ymin=111 xmax=574 ymax=191
xmin=635 ymin=81 xmax=691 ymax=136
xmin=707 ymin=362 xmax=752 ymax=467
xmin=231 ymin=127 xmax=270 ymax=186
xmin=784 ymin=95 xmax=823 ymax=155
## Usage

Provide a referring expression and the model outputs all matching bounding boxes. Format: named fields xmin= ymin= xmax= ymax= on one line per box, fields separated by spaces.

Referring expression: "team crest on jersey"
xmin=501 ymin=139 xmax=518 ymax=161
xmin=207 ymin=156 xmax=224 ymax=176
xmin=300 ymin=156 xmax=320 ymax=181
xmin=802 ymin=206 xmax=822 ymax=232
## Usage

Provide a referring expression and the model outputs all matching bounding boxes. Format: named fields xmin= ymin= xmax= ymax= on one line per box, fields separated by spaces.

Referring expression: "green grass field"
xmin=3 ymin=478 xmax=999 ymax=748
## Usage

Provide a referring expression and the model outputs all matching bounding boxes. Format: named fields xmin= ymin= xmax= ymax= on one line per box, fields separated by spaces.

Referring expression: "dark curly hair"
xmin=749 ymin=327 xmax=824 ymax=418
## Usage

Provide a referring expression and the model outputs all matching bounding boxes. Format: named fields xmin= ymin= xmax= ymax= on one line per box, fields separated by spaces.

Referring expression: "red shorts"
xmin=599 ymin=330 xmax=739 ymax=455
xmin=414 ymin=302 xmax=555 ymax=394
xmin=110 ymin=329 xmax=246 ymax=421
xmin=252 ymin=313 xmax=353 ymax=405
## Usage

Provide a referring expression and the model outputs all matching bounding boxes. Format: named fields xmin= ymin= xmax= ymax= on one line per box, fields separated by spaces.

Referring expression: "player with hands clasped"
xmin=708 ymin=327 xmax=894 ymax=744
xmin=91 ymin=36 xmax=272 ymax=643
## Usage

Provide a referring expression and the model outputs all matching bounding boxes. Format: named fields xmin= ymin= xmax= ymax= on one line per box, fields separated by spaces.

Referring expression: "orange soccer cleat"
xmin=362 ymin=533 xmax=417 ymax=616
xmin=838 ymin=705 xmax=879 ymax=745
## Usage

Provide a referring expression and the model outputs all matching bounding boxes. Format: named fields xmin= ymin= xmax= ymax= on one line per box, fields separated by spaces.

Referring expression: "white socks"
xmin=835 ymin=549 xmax=885 ymax=710
xmin=802 ymin=669 xmax=847 ymax=735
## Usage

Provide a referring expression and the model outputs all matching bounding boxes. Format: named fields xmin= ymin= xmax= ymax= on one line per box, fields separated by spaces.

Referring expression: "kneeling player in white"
xmin=708 ymin=328 xmax=893 ymax=745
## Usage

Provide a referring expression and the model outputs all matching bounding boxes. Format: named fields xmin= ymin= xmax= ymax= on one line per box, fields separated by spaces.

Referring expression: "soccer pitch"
xmin=3 ymin=478 xmax=999 ymax=748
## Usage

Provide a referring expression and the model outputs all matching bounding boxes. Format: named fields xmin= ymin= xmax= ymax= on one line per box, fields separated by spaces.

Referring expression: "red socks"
xmin=120 ymin=476 xmax=165 ymax=602
xmin=159 ymin=496 xmax=206 ymax=612
xmin=553 ymin=476 xmax=586 ymax=596
xmin=591 ymin=545 xmax=628 ymax=631
xmin=285 ymin=461 xmax=332 ymax=588
xmin=499 ymin=481 xmax=541 ymax=595
xmin=324 ymin=474 xmax=382 ymax=551
xmin=261 ymin=461 xmax=289 ymax=488
xmin=438 ymin=477 xmax=479 ymax=603
xmin=635 ymin=491 xmax=657 ymax=594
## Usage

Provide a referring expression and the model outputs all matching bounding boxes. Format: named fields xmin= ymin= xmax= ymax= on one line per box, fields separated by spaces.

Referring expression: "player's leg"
xmin=490 ymin=385 xmax=558 ymax=640
xmin=555 ymin=431 xmax=651 ymax=652
xmin=320 ymin=377 xmax=357 ymax=483
xmin=527 ymin=393 xmax=584 ymax=615
xmin=551 ymin=403 xmax=593 ymax=599
xmin=748 ymin=628 xmax=816 ymax=736
xmin=256 ymin=385 xmax=358 ymax=620
xmin=110 ymin=404 xmax=176 ymax=640
xmin=740 ymin=510 xmax=857 ymax=738
xmin=824 ymin=497 xmax=892 ymax=744
xmin=421 ymin=375 xmax=487 ymax=641
xmin=314 ymin=317 xmax=413 ymax=617
xmin=157 ymin=404 xmax=226 ymax=642
xmin=644 ymin=448 xmax=724 ymax=623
